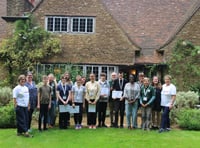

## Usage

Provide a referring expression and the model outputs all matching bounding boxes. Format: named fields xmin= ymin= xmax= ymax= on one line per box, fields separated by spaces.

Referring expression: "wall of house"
xmin=33 ymin=0 xmax=138 ymax=65
xmin=0 ymin=0 xmax=7 ymax=41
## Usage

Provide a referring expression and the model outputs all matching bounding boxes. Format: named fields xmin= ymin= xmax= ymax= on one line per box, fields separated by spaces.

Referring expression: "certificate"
xmin=59 ymin=105 xmax=80 ymax=113
xmin=88 ymin=104 xmax=96 ymax=113
xmin=100 ymin=88 xmax=109 ymax=96
xmin=68 ymin=106 xmax=80 ymax=113
xmin=112 ymin=91 xmax=123 ymax=99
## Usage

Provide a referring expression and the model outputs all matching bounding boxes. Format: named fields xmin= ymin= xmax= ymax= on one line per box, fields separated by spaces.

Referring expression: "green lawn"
xmin=0 ymin=128 xmax=200 ymax=148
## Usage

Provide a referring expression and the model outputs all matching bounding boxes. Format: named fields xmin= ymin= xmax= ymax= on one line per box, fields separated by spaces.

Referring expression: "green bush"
xmin=0 ymin=87 xmax=12 ymax=106
xmin=177 ymin=109 xmax=200 ymax=130
xmin=0 ymin=101 xmax=16 ymax=128
xmin=170 ymin=91 xmax=199 ymax=123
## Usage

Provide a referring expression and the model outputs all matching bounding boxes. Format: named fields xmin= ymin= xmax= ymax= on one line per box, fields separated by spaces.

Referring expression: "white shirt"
xmin=72 ymin=85 xmax=85 ymax=103
xmin=13 ymin=85 xmax=29 ymax=107
xmin=161 ymin=84 xmax=176 ymax=107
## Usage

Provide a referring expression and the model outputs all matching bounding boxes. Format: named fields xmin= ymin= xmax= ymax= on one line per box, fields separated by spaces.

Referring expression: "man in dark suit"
xmin=112 ymin=72 xmax=128 ymax=128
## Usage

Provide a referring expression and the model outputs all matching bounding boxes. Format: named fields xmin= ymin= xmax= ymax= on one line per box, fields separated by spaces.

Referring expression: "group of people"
xmin=13 ymin=71 xmax=176 ymax=137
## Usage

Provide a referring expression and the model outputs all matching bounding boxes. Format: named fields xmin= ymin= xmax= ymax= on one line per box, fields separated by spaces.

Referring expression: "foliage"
xmin=170 ymin=91 xmax=199 ymax=124
xmin=168 ymin=40 xmax=200 ymax=91
xmin=0 ymin=101 xmax=16 ymax=128
xmin=0 ymin=87 xmax=12 ymax=106
xmin=0 ymin=16 xmax=61 ymax=86
xmin=36 ymin=64 xmax=83 ymax=83
xmin=177 ymin=109 xmax=200 ymax=130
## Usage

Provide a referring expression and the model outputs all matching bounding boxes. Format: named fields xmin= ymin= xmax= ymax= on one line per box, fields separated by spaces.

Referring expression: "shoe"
xmin=78 ymin=125 xmax=82 ymax=129
xmin=97 ymin=124 xmax=101 ymax=128
xmin=165 ymin=128 xmax=171 ymax=132
xmin=92 ymin=125 xmax=96 ymax=129
xmin=114 ymin=125 xmax=119 ymax=128
xmin=28 ymin=129 xmax=32 ymax=133
xmin=17 ymin=132 xmax=23 ymax=136
xmin=102 ymin=124 xmax=107 ymax=128
xmin=89 ymin=126 xmax=92 ymax=129
xmin=128 ymin=126 xmax=131 ymax=130
xmin=120 ymin=125 xmax=124 ymax=128
xmin=75 ymin=125 xmax=79 ymax=130
xmin=48 ymin=125 xmax=53 ymax=128
xmin=158 ymin=128 xmax=165 ymax=133
xmin=24 ymin=132 xmax=33 ymax=138
xmin=43 ymin=128 xmax=48 ymax=131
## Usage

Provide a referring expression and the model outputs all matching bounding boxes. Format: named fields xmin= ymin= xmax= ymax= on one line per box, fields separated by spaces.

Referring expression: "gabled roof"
xmin=101 ymin=0 xmax=200 ymax=50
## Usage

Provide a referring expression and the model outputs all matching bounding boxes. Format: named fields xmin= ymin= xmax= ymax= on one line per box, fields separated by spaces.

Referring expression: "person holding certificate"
xmin=140 ymin=77 xmax=155 ymax=131
xmin=72 ymin=75 xmax=85 ymax=130
xmin=85 ymin=73 xmax=100 ymax=129
xmin=97 ymin=73 xmax=110 ymax=128
xmin=123 ymin=75 xmax=140 ymax=129
xmin=112 ymin=71 xmax=128 ymax=128
xmin=57 ymin=75 xmax=71 ymax=129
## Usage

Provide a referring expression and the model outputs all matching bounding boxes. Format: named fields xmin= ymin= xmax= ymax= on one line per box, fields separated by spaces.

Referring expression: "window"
xmin=46 ymin=17 xmax=69 ymax=32
xmin=71 ymin=17 xmax=94 ymax=33
xmin=45 ymin=16 xmax=95 ymax=33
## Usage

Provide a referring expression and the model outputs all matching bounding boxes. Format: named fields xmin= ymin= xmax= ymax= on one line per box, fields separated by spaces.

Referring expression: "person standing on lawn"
xmin=85 ymin=73 xmax=100 ymax=129
xmin=159 ymin=75 xmax=176 ymax=133
xmin=97 ymin=73 xmax=110 ymax=128
xmin=37 ymin=75 xmax=52 ymax=131
xmin=25 ymin=71 xmax=37 ymax=132
xmin=13 ymin=74 xmax=32 ymax=137
xmin=140 ymin=77 xmax=155 ymax=131
xmin=151 ymin=76 xmax=162 ymax=129
xmin=47 ymin=73 xmax=58 ymax=128
xmin=112 ymin=71 xmax=128 ymax=128
xmin=109 ymin=72 xmax=117 ymax=127
xmin=71 ymin=75 xmax=85 ymax=130
xmin=57 ymin=75 xmax=71 ymax=129
xmin=123 ymin=74 xmax=140 ymax=129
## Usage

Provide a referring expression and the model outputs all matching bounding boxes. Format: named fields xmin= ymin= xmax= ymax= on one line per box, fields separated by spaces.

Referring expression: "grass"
xmin=0 ymin=127 xmax=200 ymax=148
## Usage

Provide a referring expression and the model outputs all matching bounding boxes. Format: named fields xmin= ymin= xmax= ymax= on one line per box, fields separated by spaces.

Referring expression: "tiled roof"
xmin=101 ymin=0 xmax=200 ymax=50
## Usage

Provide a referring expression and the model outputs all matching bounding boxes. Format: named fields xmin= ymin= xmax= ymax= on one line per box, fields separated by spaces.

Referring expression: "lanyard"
xmin=143 ymin=86 xmax=149 ymax=97
xmin=119 ymin=79 xmax=123 ymax=90
xmin=61 ymin=84 xmax=67 ymax=96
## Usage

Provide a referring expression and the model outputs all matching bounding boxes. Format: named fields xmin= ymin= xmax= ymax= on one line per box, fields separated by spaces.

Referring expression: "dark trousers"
xmin=38 ymin=104 xmax=48 ymax=130
xmin=48 ymin=100 xmax=57 ymax=126
xmin=87 ymin=99 xmax=97 ymax=125
xmin=28 ymin=108 xmax=34 ymax=129
xmin=98 ymin=102 xmax=107 ymax=125
xmin=160 ymin=107 xmax=170 ymax=129
xmin=16 ymin=106 xmax=29 ymax=133
xmin=74 ymin=102 xmax=83 ymax=125
xmin=109 ymin=100 xmax=114 ymax=125
xmin=114 ymin=99 xmax=125 ymax=127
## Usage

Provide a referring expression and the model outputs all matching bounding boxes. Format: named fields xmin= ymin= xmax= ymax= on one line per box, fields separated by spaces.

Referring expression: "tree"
xmin=168 ymin=40 xmax=200 ymax=92
xmin=0 ymin=16 xmax=61 ymax=86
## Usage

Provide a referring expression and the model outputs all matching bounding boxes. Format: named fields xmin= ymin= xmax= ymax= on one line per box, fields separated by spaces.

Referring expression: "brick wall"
xmin=33 ymin=0 xmax=138 ymax=65
xmin=0 ymin=0 xmax=7 ymax=41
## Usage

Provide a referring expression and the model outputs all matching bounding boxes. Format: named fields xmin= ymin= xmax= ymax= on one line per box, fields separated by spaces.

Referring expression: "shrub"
xmin=0 ymin=101 xmax=16 ymax=128
xmin=0 ymin=87 xmax=12 ymax=106
xmin=170 ymin=91 xmax=199 ymax=123
xmin=177 ymin=109 xmax=200 ymax=130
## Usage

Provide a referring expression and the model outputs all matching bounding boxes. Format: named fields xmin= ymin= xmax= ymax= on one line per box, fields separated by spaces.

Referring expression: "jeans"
xmin=125 ymin=101 xmax=138 ymax=128
xmin=160 ymin=107 xmax=170 ymax=129
xmin=16 ymin=106 xmax=29 ymax=133
xmin=48 ymin=100 xmax=57 ymax=126
xmin=141 ymin=106 xmax=152 ymax=129
xmin=28 ymin=108 xmax=34 ymax=129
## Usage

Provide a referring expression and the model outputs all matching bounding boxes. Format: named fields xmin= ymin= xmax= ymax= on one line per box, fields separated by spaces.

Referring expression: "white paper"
xmin=100 ymin=88 xmax=109 ymax=96
xmin=112 ymin=91 xmax=123 ymax=99
xmin=88 ymin=104 xmax=96 ymax=113
xmin=59 ymin=105 xmax=79 ymax=113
